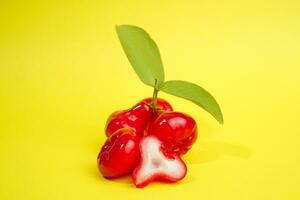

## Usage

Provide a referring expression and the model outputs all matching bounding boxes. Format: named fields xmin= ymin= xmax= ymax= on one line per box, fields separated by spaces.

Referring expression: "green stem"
xmin=152 ymin=79 xmax=159 ymax=113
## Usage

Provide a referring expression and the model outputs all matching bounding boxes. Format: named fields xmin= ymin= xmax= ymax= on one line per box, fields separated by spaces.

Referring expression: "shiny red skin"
xmin=147 ymin=112 xmax=197 ymax=155
xmin=105 ymin=101 xmax=153 ymax=137
xmin=105 ymin=98 xmax=173 ymax=137
xmin=141 ymin=98 xmax=173 ymax=113
xmin=97 ymin=129 xmax=140 ymax=178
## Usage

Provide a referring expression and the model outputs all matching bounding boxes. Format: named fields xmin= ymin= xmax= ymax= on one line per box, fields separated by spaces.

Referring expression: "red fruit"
xmin=105 ymin=102 xmax=153 ymax=137
xmin=132 ymin=135 xmax=187 ymax=188
xmin=147 ymin=112 xmax=197 ymax=155
xmin=105 ymin=98 xmax=173 ymax=137
xmin=140 ymin=97 xmax=173 ymax=113
xmin=98 ymin=128 xmax=140 ymax=178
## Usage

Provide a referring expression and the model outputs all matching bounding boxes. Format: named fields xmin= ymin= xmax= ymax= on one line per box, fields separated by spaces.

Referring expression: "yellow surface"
xmin=1 ymin=0 xmax=300 ymax=199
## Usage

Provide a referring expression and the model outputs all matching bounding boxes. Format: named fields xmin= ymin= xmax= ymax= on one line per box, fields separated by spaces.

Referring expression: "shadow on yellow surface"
xmin=184 ymin=141 xmax=251 ymax=164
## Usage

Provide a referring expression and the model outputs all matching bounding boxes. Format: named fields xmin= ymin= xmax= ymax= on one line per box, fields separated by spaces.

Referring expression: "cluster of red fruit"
xmin=97 ymin=97 xmax=197 ymax=188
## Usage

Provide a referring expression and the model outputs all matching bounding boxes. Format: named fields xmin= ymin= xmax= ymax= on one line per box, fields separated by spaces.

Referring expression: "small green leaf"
xmin=116 ymin=25 xmax=165 ymax=87
xmin=160 ymin=80 xmax=224 ymax=124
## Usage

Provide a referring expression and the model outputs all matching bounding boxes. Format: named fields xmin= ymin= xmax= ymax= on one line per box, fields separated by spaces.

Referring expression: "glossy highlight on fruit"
xmin=105 ymin=102 xmax=153 ymax=137
xmin=147 ymin=112 xmax=197 ymax=155
xmin=105 ymin=98 xmax=173 ymax=137
xmin=140 ymin=97 xmax=173 ymax=113
xmin=98 ymin=128 xmax=140 ymax=178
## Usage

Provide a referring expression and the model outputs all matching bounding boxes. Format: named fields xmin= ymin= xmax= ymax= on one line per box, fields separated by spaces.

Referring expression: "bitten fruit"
xmin=147 ymin=112 xmax=197 ymax=155
xmin=132 ymin=135 xmax=187 ymax=188
xmin=98 ymin=128 xmax=140 ymax=178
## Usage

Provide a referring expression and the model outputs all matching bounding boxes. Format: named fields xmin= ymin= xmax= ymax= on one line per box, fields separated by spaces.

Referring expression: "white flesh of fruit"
xmin=135 ymin=136 xmax=185 ymax=185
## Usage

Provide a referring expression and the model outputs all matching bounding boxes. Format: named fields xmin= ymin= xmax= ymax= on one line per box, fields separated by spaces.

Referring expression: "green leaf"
xmin=116 ymin=25 xmax=165 ymax=87
xmin=160 ymin=80 xmax=224 ymax=124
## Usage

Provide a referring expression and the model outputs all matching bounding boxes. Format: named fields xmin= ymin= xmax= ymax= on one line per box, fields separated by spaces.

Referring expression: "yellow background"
xmin=1 ymin=0 xmax=300 ymax=199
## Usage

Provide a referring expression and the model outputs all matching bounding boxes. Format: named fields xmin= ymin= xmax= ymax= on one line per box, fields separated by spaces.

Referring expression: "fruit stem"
xmin=152 ymin=79 xmax=158 ymax=113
